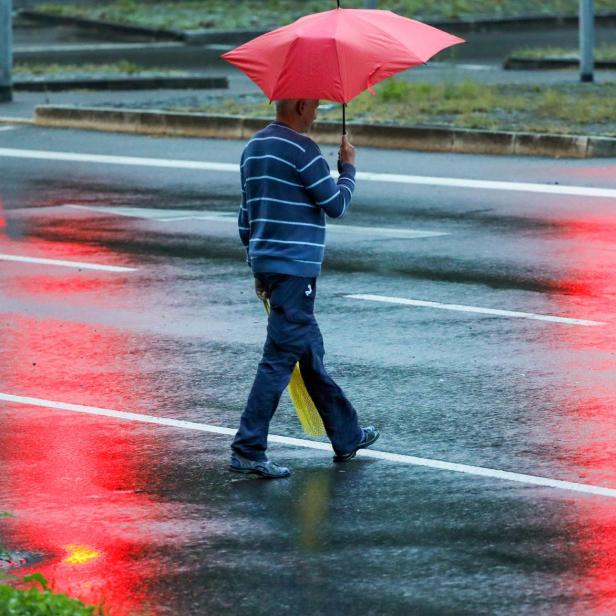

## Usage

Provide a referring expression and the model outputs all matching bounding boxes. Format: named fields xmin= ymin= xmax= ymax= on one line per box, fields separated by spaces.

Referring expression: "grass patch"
xmin=13 ymin=61 xmax=189 ymax=78
xmin=175 ymin=78 xmax=616 ymax=137
xmin=0 ymin=574 xmax=104 ymax=615
xmin=510 ymin=44 xmax=616 ymax=61
xmin=35 ymin=0 xmax=616 ymax=31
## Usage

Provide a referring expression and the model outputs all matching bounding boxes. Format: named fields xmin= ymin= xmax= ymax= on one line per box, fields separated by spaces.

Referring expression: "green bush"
xmin=380 ymin=79 xmax=412 ymax=102
xmin=0 ymin=575 xmax=101 ymax=616
xmin=1 ymin=513 xmax=103 ymax=615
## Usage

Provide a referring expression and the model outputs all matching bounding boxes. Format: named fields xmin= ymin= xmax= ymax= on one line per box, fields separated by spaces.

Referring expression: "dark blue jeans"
xmin=232 ymin=273 xmax=363 ymax=461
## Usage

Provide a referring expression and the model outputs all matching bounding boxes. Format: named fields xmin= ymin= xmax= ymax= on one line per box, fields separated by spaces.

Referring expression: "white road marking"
xmin=1 ymin=148 xmax=615 ymax=199
xmin=65 ymin=204 xmax=449 ymax=239
xmin=347 ymin=294 xmax=606 ymax=327
xmin=0 ymin=126 xmax=17 ymax=132
xmin=0 ymin=253 xmax=137 ymax=272
xmin=355 ymin=172 xmax=616 ymax=199
xmin=0 ymin=147 xmax=237 ymax=171
xmin=1 ymin=392 xmax=615 ymax=499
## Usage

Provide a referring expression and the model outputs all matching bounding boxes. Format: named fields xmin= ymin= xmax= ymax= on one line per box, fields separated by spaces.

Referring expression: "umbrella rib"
xmin=333 ymin=14 xmax=345 ymax=103
xmin=271 ymin=31 xmax=300 ymax=101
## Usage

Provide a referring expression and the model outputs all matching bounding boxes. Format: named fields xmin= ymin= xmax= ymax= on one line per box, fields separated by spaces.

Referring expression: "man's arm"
xmin=298 ymin=136 xmax=356 ymax=219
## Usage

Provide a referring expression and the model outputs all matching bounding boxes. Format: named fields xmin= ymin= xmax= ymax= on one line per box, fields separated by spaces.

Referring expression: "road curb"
xmin=19 ymin=10 xmax=185 ymax=42
xmin=431 ymin=12 xmax=616 ymax=32
xmin=0 ymin=116 xmax=34 ymax=125
xmin=32 ymin=105 xmax=616 ymax=158
xmin=504 ymin=56 xmax=616 ymax=70
xmin=19 ymin=10 xmax=267 ymax=45
xmin=13 ymin=42 xmax=229 ymax=70
xmin=13 ymin=75 xmax=228 ymax=92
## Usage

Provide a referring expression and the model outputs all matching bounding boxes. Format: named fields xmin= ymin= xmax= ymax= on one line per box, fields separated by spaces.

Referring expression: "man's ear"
xmin=296 ymin=99 xmax=305 ymax=116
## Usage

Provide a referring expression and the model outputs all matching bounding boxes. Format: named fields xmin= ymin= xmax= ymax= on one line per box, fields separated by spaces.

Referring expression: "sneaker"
xmin=230 ymin=453 xmax=291 ymax=478
xmin=333 ymin=426 xmax=380 ymax=463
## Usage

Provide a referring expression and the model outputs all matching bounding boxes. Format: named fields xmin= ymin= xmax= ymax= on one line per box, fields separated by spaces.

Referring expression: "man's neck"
xmin=274 ymin=117 xmax=304 ymax=133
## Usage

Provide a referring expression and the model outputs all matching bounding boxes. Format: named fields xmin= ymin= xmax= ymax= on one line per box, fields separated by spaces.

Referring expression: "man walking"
xmin=230 ymin=98 xmax=379 ymax=478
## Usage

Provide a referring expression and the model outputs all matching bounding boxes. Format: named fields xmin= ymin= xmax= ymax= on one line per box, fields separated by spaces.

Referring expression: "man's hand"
xmin=255 ymin=277 xmax=269 ymax=302
xmin=339 ymin=135 xmax=356 ymax=167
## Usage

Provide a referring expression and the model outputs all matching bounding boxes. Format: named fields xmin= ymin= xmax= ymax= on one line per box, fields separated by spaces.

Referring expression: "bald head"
xmin=275 ymin=99 xmax=296 ymax=116
xmin=274 ymin=98 xmax=319 ymax=133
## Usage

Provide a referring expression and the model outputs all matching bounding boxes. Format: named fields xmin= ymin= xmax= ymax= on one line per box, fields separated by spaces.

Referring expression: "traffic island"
xmin=19 ymin=3 xmax=616 ymax=41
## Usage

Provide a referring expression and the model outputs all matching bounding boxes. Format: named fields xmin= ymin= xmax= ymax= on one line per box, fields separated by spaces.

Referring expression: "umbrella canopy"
xmin=222 ymin=8 xmax=464 ymax=104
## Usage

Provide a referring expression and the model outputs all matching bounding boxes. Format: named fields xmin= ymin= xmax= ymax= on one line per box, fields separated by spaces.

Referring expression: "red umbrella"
xmin=222 ymin=6 xmax=464 ymax=131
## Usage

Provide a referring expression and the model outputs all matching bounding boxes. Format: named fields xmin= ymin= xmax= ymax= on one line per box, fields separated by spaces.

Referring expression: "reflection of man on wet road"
xmin=230 ymin=99 xmax=380 ymax=478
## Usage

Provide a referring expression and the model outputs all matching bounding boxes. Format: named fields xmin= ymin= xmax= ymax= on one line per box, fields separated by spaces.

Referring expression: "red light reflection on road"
xmin=1 ymin=274 xmax=166 ymax=614
xmin=548 ymin=213 xmax=616 ymax=612
xmin=0 ymin=197 xmax=6 ymax=230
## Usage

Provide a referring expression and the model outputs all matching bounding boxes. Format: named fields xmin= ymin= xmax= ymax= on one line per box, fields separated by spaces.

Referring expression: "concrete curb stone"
xmin=32 ymin=105 xmax=616 ymax=158
xmin=0 ymin=116 xmax=35 ymax=125
xmin=13 ymin=42 xmax=227 ymax=69
xmin=514 ymin=133 xmax=588 ymax=157
xmin=504 ymin=56 xmax=616 ymax=70
xmin=13 ymin=75 xmax=228 ymax=92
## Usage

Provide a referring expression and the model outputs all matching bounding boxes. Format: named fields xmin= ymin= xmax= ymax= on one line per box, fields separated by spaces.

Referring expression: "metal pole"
xmin=364 ymin=0 xmax=377 ymax=7
xmin=579 ymin=0 xmax=594 ymax=83
xmin=0 ymin=0 xmax=12 ymax=102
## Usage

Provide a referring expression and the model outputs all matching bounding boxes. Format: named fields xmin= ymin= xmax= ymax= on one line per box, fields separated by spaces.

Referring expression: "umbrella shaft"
xmin=342 ymin=103 xmax=346 ymax=135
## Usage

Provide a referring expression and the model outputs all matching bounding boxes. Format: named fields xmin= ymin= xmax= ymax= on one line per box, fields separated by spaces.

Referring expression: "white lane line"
xmin=65 ymin=204 xmax=449 ymax=239
xmin=1 ymin=148 xmax=615 ymax=199
xmin=0 ymin=126 xmax=17 ymax=132
xmin=347 ymin=294 xmax=606 ymax=327
xmin=355 ymin=172 xmax=616 ymax=199
xmin=1 ymin=392 xmax=615 ymax=499
xmin=0 ymin=147 xmax=237 ymax=172
xmin=0 ymin=253 xmax=137 ymax=272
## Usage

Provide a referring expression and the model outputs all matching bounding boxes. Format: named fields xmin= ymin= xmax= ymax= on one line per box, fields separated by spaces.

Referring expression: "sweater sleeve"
xmin=238 ymin=159 xmax=250 ymax=248
xmin=298 ymin=142 xmax=356 ymax=219
xmin=238 ymin=159 xmax=251 ymax=266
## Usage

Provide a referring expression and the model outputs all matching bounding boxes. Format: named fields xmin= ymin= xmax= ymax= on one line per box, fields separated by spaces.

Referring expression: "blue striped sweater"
xmin=238 ymin=121 xmax=356 ymax=277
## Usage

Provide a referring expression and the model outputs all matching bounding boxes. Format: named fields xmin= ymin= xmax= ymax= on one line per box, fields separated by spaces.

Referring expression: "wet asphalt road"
xmin=1 ymin=125 xmax=616 ymax=615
